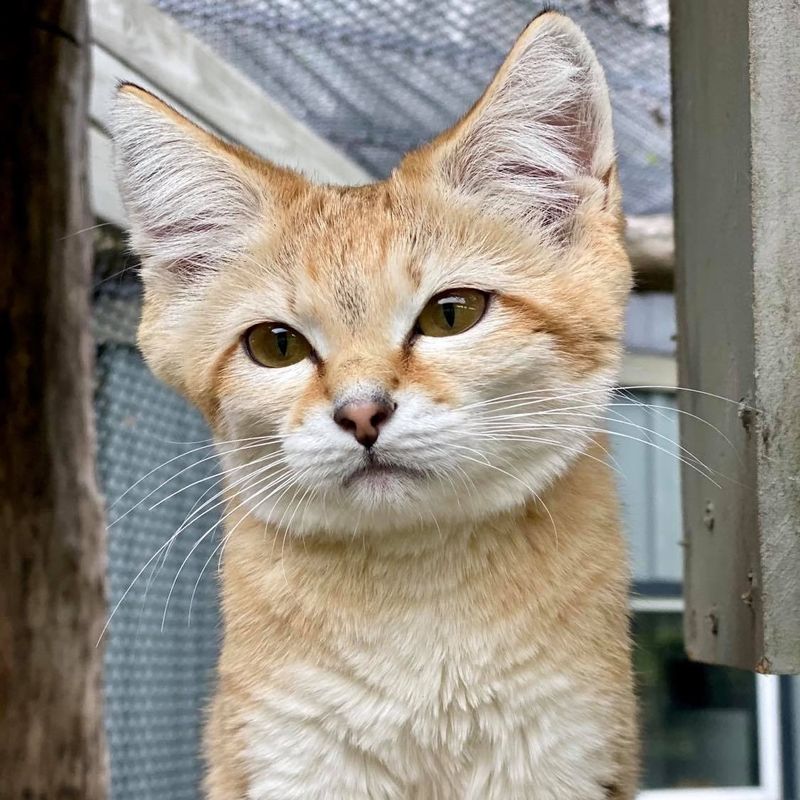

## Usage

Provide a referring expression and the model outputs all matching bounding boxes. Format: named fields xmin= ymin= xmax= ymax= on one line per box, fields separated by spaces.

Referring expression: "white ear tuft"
xmin=433 ymin=13 xmax=616 ymax=233
xmin=110 ymin=85 xmax=266 ymax=280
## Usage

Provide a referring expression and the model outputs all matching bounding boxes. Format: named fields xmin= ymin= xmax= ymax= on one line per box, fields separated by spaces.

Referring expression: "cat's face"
xmin=112 ymin=12 xmax=631 ymax=537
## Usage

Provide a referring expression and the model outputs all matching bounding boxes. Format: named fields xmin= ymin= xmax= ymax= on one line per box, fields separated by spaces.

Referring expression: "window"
xmin=633 ymin=600 xmax=781 ymax=798
xmin=636 ymin=608 xmax=758 ymax=788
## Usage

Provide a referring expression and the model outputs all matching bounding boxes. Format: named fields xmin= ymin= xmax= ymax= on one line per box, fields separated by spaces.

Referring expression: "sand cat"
xmin=112 ymin=10 xmax=636 ymax=799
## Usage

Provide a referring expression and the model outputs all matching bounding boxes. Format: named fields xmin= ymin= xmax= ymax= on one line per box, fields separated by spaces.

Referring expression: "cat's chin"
xmin=229 ymin=430 xmax=588 ymax=541
xmin=342 ymin=461 xmax=427 ymax=490
xmin=244 ymin=475 xmax=529 ymax=542
xmin=256 ymin=468 xmax=438 ymax=537
xmin=236 ymin=441 xmax=583 ymax=540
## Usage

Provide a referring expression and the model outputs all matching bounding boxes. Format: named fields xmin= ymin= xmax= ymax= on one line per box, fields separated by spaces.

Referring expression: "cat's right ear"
xmin=110 ymin=84 xmax=283 ymax=287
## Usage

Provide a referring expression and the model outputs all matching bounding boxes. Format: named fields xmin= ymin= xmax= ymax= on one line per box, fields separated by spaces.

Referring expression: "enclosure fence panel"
xmin=152 ymin=0 xmax=672 ymax=219
xmin=94 ymin=240 xmax=221 ymax=800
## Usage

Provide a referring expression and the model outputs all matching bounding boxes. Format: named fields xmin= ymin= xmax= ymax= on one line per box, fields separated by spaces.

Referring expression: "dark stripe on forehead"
xmin=331 ymin=267 xmax=368 ymax=327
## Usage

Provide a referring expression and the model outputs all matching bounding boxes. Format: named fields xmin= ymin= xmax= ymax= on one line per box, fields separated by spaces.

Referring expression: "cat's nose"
xmin=333 ymin=398 xmax=396 ymax=448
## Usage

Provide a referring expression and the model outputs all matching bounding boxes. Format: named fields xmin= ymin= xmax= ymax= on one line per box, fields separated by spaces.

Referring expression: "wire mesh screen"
xmin=152 ymin=0 xmax=671 ymax=215
xmin=94 ymin=240 xmax=221 ymax=800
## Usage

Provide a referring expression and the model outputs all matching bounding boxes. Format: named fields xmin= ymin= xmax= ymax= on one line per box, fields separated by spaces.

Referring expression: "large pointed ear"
xmin=110 ymin=84 xmax=275 ymax=285
xmin=414 ymin=12 xmax=616 ymax=236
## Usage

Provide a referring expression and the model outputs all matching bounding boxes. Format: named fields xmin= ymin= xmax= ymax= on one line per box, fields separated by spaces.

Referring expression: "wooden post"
xmin=0 ymin=2 xmax=108 ymax=796
xmin=624 ymin=214 xmax=674 ymax=291
xmin=671 ymin=0 xmax=800 ymax=672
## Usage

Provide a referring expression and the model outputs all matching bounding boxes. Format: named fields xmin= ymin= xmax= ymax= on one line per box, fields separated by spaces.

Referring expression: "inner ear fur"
xmin=402 ymin=12 xmax=618 ymax=236
xmin=110 ymin=84 xmax=302 ymax=286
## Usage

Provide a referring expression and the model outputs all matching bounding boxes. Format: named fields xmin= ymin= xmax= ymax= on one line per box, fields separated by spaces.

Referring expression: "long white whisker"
xmin=108 ymin=433 xmax=283 ymax=510
xmin=188 ymin=470 xmax=307 ymax=622
xmin=461 ymin=384 xmax=756 ymax=413
xmin=468 ymin=431 xmax=623 ymax=475
xmin=267 ymin=476 xmax=303 ymax=563
xmin=148 ymin=449 xmax=286 ymax=511
xmin=480 ymin=411 xmax=707 ymax=473
xmin=162 ymin=456 xmax=290 ymax=540
xmin=161 ymin=467 xmax=297 ymax=629
xmin=149 ymin=456 xmax=290 ymax=597
xmin=480 ymin=397 xmax=739 ymax=463
xmin=448 ymin=445 xmax=560 ymax=551
xmin=278 ymin=483 xmax=318 ymax=591
xmin=98 ymin=461 xmax=293 ymax=645
xmin=109 ymin=437 xmax=284 ymax=527
xmin=476 ymin=422 xmax=720 ymax=486
xmin=479 ymin=409 xmax=712 ymax=475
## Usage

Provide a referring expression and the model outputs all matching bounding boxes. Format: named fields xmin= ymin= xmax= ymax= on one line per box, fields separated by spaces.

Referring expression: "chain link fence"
xmin=95 ymin=234 xmax=220 ymax=800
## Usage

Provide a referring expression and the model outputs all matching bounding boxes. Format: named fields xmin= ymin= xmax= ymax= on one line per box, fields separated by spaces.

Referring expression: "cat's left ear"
xmin=411 ymin=12 xmax=617 ymax=235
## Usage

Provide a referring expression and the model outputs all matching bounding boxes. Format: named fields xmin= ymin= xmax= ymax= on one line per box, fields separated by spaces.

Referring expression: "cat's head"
xmin=111 ymin=12 xmax=630 ymax=537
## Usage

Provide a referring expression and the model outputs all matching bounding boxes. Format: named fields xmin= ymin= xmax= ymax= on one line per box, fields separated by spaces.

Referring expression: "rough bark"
xmin=0 ymin=2 xmax=108 ymax=797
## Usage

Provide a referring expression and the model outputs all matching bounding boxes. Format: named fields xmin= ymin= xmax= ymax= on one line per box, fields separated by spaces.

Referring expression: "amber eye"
xmin=244 ymin=323 xmax=311 ymax=368
xmin=415 ymin=289 xmax=488 ymax=337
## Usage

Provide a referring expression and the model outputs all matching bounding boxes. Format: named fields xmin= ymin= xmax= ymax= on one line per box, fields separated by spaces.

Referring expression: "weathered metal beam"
xmin=88 ymin=0 xmax=369 ymax=186
xmin=671 ymin=0 xmax=800 ymax=673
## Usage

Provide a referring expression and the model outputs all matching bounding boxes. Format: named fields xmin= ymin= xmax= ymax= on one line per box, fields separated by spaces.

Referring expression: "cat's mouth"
xmin=343 ymin=456 xmax=425 ymax=488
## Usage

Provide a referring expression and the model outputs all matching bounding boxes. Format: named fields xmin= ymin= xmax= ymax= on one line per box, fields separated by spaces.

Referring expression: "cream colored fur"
xmin=112 ymin=11 xmax=637 ymax=799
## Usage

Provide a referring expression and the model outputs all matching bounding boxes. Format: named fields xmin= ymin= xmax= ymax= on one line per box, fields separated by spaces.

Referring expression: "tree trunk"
xmin=0 ymin=2 xmax=108 ymax=797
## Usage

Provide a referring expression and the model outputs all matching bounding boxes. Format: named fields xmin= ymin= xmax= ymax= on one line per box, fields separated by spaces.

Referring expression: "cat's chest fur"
xmin=242 ymin=609 xmax=617 ymax=800
xmin=215 ymin=490 xmax=633 ymax=800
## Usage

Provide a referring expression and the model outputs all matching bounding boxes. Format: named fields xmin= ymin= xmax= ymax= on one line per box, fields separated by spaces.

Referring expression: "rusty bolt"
xmin=755 ymin=657 xmax=772 ymax=675
xmin=703 ymin=501 xmax=715 ymax=531
xmin=738 ymin=399 xmax=755 ymax=432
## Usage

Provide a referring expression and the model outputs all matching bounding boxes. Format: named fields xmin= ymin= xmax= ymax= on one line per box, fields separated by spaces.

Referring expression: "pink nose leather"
xmin=334 ymin=400 xmax=395 ymax=448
